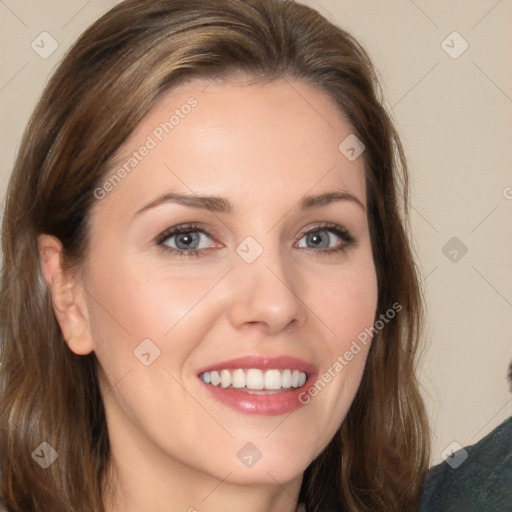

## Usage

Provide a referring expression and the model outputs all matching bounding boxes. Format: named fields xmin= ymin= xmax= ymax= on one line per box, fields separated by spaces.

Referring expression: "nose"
xmin=226 ymin=242 xmax=308 ymax=335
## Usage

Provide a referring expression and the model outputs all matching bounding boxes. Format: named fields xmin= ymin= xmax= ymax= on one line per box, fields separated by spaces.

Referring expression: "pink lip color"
xmin=197 ymin=355 xmax=318 ymax=416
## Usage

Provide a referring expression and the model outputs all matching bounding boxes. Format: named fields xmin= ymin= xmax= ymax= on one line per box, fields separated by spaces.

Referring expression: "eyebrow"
xmin=134 ymin=190 xmax=366 ymax=217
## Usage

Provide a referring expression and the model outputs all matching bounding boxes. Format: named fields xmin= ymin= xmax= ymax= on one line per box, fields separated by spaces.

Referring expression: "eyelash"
xmin=155 ymin=222 xmax=356 ymax=257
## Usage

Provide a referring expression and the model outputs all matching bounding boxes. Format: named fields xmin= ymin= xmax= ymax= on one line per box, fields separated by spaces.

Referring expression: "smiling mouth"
xmin=199 ymin=368 xmax=307 ymax=393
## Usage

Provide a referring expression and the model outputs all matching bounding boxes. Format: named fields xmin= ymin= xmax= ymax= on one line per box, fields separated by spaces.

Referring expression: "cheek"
xmin=309 ymin=258 xmax=378 ymax=345
xmin=84 ymin=256 xmax=229 ymax=379
xmin=298 ymin=256 xmax=377 ymax=427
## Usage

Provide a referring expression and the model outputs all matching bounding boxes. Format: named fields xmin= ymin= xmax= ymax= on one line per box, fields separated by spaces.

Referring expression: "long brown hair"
xmin=0 ymin=0 xmax=430 ymax=510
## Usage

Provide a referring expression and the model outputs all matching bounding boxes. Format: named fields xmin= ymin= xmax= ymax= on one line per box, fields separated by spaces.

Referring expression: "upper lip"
xmin=197 ymin=355 xmax=317 ymax=376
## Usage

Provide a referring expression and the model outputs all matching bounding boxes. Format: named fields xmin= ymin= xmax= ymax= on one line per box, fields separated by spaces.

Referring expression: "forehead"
xmin=92 ymin=76 xmax=366 ymax=219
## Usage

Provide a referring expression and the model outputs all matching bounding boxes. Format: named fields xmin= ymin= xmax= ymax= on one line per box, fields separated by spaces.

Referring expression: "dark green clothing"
xmin=419 ymin=417 xmax=512 ymax=512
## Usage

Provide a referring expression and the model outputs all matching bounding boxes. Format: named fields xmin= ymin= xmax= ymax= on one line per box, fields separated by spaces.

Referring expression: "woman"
xmin=0 ymin=0 xmax=430 ymax=510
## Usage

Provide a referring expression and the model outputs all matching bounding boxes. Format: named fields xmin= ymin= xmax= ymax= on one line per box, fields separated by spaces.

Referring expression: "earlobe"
xmin=38 ymin=234 xmax=94 ymax=356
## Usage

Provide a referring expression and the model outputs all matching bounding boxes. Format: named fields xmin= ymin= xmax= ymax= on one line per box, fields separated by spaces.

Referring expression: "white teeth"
xmin=200 ymin=368 xmax=308 ymax=391
xmin=232 ymin=369 xmax=246 ymax=388
xmin=220 ymin=369 xmax=231 ymax=388
xmin=264 ymin=369 xmax=282 ymax=390
xmin=291 ymin=369 xmax=300 ymax=387
xmin=281 ymin=369 xmax=292 ymax=388
xmin=210 ymin=371 xmax=221 ymax=386
xmin=246 ymin=369 xmax=264 ymax=390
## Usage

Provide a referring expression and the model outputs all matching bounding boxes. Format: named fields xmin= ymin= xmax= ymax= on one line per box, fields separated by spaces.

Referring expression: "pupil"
xmin=308 ymin=231 xmax=328 ymax=248
xmin=176 ymin=232 xmax=198 ymax=249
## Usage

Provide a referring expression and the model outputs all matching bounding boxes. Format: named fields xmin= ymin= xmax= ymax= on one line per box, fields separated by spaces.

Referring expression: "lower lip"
xmin=200 ymin=379 xmax=314 ymax=416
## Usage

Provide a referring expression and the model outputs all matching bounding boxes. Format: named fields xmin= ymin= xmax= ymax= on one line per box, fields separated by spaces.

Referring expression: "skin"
xmin=39 ymin=76 xmax=378 ymax=512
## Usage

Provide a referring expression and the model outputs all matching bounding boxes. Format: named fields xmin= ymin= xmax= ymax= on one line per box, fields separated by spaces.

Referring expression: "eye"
xmin=296 ymin=224 xmax=356 ymax=253
xmin=156 ymin=224 xmax=217 ymax=256
xmin=154 ymin=222 xmax=356 ymax=257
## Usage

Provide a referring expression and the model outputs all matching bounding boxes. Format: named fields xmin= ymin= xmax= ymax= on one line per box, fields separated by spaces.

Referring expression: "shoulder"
xmin=419 ymin=417 xmax=512 ymax=512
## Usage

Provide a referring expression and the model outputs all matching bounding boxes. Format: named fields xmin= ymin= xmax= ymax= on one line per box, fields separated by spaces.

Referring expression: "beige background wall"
xmin=1 ymin=0 xmax=511 ymax=465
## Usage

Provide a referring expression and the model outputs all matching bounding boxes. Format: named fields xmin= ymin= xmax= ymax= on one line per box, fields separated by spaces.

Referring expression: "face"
xmin=72 ymin=76 xmax=377 ymax=487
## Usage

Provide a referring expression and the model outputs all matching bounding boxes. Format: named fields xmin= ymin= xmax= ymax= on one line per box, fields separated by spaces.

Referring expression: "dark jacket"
xmin=419 ymin=417 xmax=512 ymax=512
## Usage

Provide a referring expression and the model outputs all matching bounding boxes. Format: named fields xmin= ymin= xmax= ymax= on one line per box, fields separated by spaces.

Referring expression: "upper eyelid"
xmin=155 ymin=224 xmax=214 ymax=244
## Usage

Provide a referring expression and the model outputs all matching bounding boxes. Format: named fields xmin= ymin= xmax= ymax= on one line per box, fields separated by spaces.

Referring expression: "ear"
xmin=38 ymin=234 xmax=94 ymax=355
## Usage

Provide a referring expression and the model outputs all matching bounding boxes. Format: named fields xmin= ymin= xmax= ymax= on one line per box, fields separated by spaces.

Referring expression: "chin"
xmin=199 ymin=442 xmax=315 ymax=486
